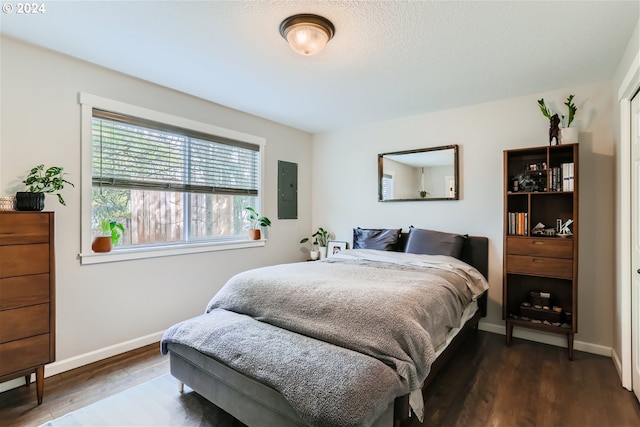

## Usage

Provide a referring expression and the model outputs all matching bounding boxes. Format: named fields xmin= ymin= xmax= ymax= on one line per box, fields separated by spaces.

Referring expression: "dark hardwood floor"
xmin=1 ymin=331 xmax=639 ymax=427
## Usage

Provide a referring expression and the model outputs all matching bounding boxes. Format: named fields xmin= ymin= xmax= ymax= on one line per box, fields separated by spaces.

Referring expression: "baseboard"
xmin=611 ymin=348 xmax=633 ymax=391
xmin=478 ymin=321 xmax=612 ymax=357
xmin=0 ymin=330 xmax=164 ymax=393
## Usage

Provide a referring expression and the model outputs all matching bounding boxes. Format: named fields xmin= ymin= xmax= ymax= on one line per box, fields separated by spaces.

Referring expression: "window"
xmin=80 ymin=93 xmax=266 ymax=264
xmin=381 ymin=173 xmax=394 ymax=200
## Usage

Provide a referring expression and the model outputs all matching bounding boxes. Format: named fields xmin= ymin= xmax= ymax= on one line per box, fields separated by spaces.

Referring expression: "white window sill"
xmin=79 ymin=239 xmax=266 ymax=265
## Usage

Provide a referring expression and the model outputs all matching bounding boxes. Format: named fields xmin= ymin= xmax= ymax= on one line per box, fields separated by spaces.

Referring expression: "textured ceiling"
xmin=1 ymin=1 xmax=638 ymax=133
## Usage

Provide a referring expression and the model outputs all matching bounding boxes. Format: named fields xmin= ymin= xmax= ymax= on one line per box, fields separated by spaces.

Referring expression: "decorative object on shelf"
xmin=279 ymin=14 xmax=335 ymax=56
xmin=560 ymin=95 xmax=579 ymax=144
xmin=92 ymin=219 xmax=125 ymax=253
xmin=538 ymin=95 xmax=579 ymax=145
xmin=557 ymin=219 xmax=573 ymax=237
xmin=16 ymin=164 xmax=74 ymax=211
xmin=243 ymin=207 xmax=271 ymax=240
xmin=0 ymin=196 xmax=16 ymax=211
xmin=537 ymin=98 xmax=560 ymax=145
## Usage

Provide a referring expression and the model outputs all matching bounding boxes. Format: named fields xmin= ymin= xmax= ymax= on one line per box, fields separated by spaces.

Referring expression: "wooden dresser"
xmin=0 ymin=211 xmax=55 ymax=404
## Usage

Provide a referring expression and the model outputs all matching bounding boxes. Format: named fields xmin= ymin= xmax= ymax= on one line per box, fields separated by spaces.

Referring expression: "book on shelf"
xmin=508 ymin=211 xmax=528 ymax=236
xmin=549 ymin=162 xmax=574 ymax=192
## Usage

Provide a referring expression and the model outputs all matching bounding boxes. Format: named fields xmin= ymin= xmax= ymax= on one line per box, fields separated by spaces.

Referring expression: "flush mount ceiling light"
xmin=279 ymin=14 xmax=335 ymax=56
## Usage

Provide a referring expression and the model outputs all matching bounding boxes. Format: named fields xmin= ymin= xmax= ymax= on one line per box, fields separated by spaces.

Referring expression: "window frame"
xmin=78 ymin=93 xmax=267 ymax=265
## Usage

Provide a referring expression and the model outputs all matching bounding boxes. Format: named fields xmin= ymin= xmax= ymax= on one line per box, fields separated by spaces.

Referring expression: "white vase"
xmin=310 ymin=250 xmax=320 ymax=261
xmin=318 ymin=246 xmax=328 ymax=259
xmin=560 ymin=127 xmax=579 ymax=144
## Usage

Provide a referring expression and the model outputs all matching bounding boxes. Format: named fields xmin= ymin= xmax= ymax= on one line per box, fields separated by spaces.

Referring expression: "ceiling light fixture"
xmin=279 ymin=14 xmax=335 ymax=56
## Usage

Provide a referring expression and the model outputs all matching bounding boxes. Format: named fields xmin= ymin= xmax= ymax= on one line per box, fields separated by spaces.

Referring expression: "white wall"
xmin=313 ymin=80 xmax=616 ymax=353
xmin=0 ymin=37 xmax=313 ymax=376
xmin=612 ymin=17 xmax=640 ymax=388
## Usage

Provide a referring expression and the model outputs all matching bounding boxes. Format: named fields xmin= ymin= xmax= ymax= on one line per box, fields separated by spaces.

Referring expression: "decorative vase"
xmin=318 ymin=246 xmax=328 ymax=259
xmin=15 ymin=192 xmax=45 ymax=211
xmin=310 ymin=250 xmax=320 ymax=261
xmin=560 ymin=127 xmax=579 ymax=144
xmin=0 ymin=196 xmax=16 ymax=211
xmin=248 ymin=229 xmax=261 ymax=240
xmin=91 ymin=236 xmax=112 ymax=253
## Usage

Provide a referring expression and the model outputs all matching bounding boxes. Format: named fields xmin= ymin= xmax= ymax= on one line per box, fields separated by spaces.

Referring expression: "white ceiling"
xmin=1 ymin=1 xmax=638 ymax=134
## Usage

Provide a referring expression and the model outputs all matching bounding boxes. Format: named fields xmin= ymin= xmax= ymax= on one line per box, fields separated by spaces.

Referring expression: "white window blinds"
xmin=92 ymin=109 xmax=260 ymax=196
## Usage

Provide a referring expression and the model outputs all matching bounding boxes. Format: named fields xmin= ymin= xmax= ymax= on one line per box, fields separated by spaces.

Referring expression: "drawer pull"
xmin=533 ymin=241 xmax=544 ymax=245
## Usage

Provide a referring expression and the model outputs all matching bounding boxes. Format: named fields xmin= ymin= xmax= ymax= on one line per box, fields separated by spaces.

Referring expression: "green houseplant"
xmin=302 ymin=227 xmax=330 ymax=259
xmin=17 ymin=164 xmax=74 ymax=211
xmin=300 ymin=235 xmax=320 ymax=260
xmin=91 ymin=219 xmax=125 ymax=253
xmin=537 ymin=95 xmax=578 ymax=144
xmin=244 ymin=207 xmax=271 ymax=240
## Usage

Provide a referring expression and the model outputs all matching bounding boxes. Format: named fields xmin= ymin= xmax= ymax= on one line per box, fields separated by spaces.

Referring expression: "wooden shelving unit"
xmin=503 ymin=144 xmax=578 ymax=359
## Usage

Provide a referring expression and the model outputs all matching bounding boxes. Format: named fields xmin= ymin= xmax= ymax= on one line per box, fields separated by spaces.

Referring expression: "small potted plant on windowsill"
xmin=244 ymin=207 xmax=271 ymax=240
xmin=92 ymin=219 xmax=125 ymax=253
xmin=16 ymin=164 xmax=74 ymax=211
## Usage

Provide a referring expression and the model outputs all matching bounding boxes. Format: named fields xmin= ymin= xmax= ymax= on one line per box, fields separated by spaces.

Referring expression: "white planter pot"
xmin=310 ymin=250 xmax=320 ymax=261
xmin=318 ymin=246 xmax=328 ymax=259
xmin=560 ymin=127 xmax=579 ymax=144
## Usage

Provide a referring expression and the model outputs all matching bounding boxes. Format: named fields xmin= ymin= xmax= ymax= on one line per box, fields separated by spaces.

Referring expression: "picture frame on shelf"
xmin=327 ymin=241 xmax=347 ymax=257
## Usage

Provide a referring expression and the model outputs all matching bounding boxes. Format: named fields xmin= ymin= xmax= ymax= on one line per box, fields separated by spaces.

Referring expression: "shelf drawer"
xmin=507 ymin=237 xmax=573 ymax=259
xmin=0 ymin=334 xmax=50 ymax=377
xmin=0 ymin=304 xmax=49 ymax=344
xmin=0 ymin=213 xmax=50 ymax=245
xmin=0 ymin=274 xmax=50 ymax=310
xmin=507 ymin=255 xmax=573 ymax=279
xmin=0 ymin=244 xmax=49 ymax=278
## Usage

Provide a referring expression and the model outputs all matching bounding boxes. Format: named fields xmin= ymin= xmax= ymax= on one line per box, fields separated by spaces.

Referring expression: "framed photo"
xmin=327 ymin=241 xmax=347 ymax=257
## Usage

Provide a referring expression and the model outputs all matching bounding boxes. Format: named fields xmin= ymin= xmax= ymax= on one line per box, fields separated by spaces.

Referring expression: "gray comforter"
xmin=162 ymin=249 xmax=488 ymax=427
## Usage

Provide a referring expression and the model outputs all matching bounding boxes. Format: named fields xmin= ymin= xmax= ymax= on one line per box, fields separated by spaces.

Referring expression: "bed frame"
xmin=166 ymin=236 xmax=488 ymax=427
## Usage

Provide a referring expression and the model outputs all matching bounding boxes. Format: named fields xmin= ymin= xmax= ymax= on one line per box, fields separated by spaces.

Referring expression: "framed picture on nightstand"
xmin=327 ymin=241 xmax=347 ymax=257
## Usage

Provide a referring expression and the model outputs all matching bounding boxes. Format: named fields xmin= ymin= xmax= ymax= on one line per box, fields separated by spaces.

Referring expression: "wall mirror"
xmin=378 ymin=144 xmax=459 ymax=201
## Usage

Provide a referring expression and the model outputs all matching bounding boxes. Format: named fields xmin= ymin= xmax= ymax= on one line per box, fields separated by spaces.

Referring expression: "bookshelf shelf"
xmin=502 ymin=143 xmax=578 ymax=360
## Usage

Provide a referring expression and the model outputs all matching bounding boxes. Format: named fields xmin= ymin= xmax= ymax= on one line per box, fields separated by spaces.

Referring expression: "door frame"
xmin=617 ymin=48 xmax=640 ymax=391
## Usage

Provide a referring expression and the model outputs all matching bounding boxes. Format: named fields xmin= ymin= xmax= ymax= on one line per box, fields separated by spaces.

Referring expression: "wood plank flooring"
xmin=1 ymin=331 xmax=639 ymax=427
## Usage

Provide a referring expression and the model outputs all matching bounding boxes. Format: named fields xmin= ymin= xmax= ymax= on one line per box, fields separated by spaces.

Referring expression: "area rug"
xmin=41 ymin=374 xmax=247 ymax=426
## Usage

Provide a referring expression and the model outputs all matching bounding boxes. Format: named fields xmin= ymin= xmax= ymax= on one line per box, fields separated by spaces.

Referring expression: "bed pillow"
xmin=352 ymin=228 xmax=402 ymax=251
xmin=404 ymin=227 xmax=467 ymax=259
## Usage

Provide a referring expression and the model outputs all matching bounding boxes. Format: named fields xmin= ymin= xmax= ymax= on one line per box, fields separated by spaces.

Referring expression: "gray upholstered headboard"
xmin=395 ymin=233 xmax=489 ymax=280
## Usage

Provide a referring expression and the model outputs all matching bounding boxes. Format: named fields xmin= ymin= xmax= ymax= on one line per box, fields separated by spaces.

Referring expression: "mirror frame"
xmin=378 ymin=144 xmax=459 ymax=202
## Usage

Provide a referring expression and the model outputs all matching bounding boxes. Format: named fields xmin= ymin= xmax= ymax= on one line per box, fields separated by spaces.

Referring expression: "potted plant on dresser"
xmin=244 ymin=207 xmax=271 ymax=240
xmin=16 ymin=164 xmax=74 ymax=210
xmin=92 ymin=219 xmax=125 ymax=253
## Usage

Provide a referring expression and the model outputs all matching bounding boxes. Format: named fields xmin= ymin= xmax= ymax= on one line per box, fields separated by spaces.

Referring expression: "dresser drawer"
xmin=0 ymin=304 xmax=49 ymax=344
xmin=0 ymin=334 xmax=51 ymax=377
xmin=0 ymin=244 xmax=49 ymax=278
xmin=0 ymin=213 xmax=50 ymax=245
xmin=0 ymin=274 xmax=49 ymax=310
xmin=506 ymin=255 xmax=573 ymax=279
xmin=507 ymin=237 xmax=573 ymax=259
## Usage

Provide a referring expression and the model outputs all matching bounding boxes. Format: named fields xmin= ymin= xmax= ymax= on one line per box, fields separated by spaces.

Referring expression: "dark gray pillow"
xmin=352 ymin=228 xmax=402 ymax=251
xmin=404 ymin=227 xmax=467 ymax=259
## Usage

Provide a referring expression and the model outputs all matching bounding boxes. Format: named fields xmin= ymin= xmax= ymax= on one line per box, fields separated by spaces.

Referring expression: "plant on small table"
xmin=17 ymin=164 xmax=74 ymax=211
xmin=244 ymin=207 xmax=271 ymax=240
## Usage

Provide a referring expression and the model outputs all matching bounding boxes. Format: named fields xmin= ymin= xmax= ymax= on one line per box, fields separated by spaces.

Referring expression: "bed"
xmin=161 ymin=228 xmax=489 ymax=427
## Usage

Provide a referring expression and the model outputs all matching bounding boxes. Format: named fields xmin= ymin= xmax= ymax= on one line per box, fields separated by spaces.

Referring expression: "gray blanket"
xmin=161 ymin=308 xmax=408 ymax=427
xmin=162 ymin=250 xmax=488 ymax=427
